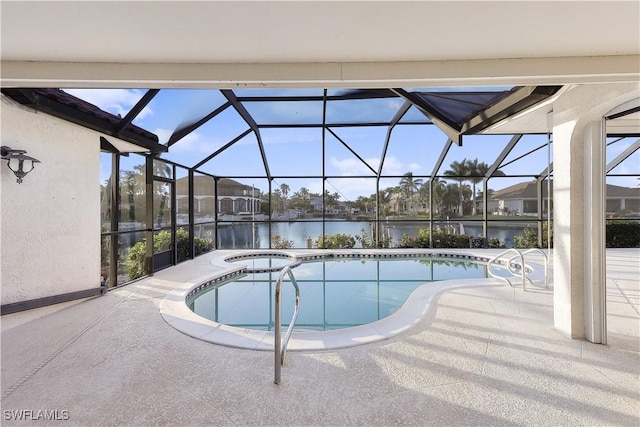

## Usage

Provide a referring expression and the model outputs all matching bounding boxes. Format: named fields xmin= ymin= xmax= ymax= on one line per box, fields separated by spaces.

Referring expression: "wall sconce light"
xmin=1 ymin=146 xmax=41 ymax=184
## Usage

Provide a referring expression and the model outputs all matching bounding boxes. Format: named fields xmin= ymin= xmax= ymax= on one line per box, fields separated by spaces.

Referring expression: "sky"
xmin=66 ymin=88 xmax=639 ymax=202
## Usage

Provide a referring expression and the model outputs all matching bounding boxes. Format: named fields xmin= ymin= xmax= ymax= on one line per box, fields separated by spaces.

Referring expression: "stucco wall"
xmin=1 ymin=96 xmax=100 ymax=305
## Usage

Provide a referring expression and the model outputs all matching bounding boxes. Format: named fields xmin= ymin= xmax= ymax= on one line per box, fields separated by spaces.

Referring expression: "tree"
xmin=399 ymin=172 xmax=423 ymax=214
xmin=272 ymin=188 xmax=283 ymax=214
xmin=443 ymin=159 xmax=470 ymax=216
xmin=134 ymin=161 xmax=172 ymax=226
xmin=290 ymin=187 xmax=312 ymax=212
xmin=466 ymin=159 xmax=506 ymax=216
xmin=279 ymin=183 xmax=290 ymax=211
xmin=430 ymin=178 xmax=447 ymax=217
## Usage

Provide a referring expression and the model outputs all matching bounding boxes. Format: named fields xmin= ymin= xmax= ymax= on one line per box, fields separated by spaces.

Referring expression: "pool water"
xmin=188 ymin=256 xmax=495 ymax=331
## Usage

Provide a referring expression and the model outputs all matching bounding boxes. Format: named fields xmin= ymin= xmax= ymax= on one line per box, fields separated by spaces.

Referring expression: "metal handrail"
xmin=487 ymin=248 xmax=526 ymax=289
xmin=488 ymin=248 xmax=549 ymax=291
xmin=520 ymin=248 xmax=549 ymax=289
xmin=274 ymin=265 xmax=300 ymax=385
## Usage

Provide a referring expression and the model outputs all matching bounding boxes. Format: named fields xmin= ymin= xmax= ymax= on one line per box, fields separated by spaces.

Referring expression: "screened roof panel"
xmin=498 ymin=134 xmax=552 ymax=176
xmin=4 ymin=85 xmax=568 ymax=177
xmin=325 ymin=97 xmax=405 ymax=124
xmin=328 ymin=126 xmax=389 ymax=173
xmin=139 ymin=89 xmax=228 ymax=142
xmin=196 ymin=132 xmax=266 ymax=177
xmin=325 ymin=132 xmax=376 ymax=176
xmin=160 ymin=106 xmax=250 ymax=167
xmin=243 ymin=100 xmax=324 ymax=124
xmin=382 ymin=125 xmax=447 ymax=176
xmin=234 ymin=88 xmax=325 ymax=98
xmin=261 ymin=128 xmax=323 ymax=176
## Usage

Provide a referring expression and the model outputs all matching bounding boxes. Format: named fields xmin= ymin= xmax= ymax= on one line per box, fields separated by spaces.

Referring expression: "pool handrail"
xmin=488 ymin=248 xmax=525 ymax=288
xmin=274 ymin=265 xmax=300 ymax=384
xmin=488 ymin=248 xmax=549 ymax=290
xmin=519 ymin=248 xmax=549 ymax=289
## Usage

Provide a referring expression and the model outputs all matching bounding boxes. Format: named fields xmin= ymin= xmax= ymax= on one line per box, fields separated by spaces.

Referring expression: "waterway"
xmin=212 ymin=219 xmax=539 ymax=249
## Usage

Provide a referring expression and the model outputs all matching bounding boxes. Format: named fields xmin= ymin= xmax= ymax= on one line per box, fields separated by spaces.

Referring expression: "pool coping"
xmin=159 ymin=249 xmax=550 ymax=351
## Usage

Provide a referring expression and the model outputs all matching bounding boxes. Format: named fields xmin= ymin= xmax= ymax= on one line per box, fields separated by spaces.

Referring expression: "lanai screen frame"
xmin=4 ymin=86 xmax=636 ymax=288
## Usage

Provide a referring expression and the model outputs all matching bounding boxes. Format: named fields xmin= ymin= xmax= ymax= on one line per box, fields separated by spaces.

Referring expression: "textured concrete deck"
xmin=1 ymin=249 xmax=638 ymax=426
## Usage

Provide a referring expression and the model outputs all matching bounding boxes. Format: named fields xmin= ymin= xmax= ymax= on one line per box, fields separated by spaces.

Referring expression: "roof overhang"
xmin=1 ymin=88 xmax=166 ymax=153
xmin=392 ymin=86 xmax=562 ymax=144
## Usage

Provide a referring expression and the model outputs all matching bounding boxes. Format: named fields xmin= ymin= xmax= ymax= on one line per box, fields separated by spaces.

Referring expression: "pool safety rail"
xmin=274 ymin=265 xmax=300 ymax=384
xmin=487 ymin=248 xmax=549 ymax=290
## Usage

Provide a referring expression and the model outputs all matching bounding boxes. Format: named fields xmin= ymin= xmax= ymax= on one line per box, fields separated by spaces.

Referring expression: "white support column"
xmin=583 ymin=120 xmax=607 ymax=344
xmin=552 ymin=83 xmax=638 ymax=342
xmin=552 ymin=111 xmax=585 ymax=339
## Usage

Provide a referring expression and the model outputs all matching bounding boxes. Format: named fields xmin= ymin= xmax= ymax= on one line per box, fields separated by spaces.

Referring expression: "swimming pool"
xmin=188 ymin=255 xmax=497 ymax=331
xmin=159 ymin=249 xmax=541 ymax=351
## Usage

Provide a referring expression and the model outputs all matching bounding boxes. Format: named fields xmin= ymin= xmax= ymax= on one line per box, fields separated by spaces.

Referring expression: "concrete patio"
xmin=1 ymin=249 xmax=638 ymax=426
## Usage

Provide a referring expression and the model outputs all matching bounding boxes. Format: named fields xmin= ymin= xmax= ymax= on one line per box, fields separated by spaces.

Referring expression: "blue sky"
xmin=67 ymin=89 xmax=639 ymax=201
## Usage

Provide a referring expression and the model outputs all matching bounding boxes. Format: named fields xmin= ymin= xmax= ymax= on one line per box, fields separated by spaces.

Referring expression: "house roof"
xmin=1 ymin=88 xmax=164 ymax=153
xmin=491 ymin=180 xmax=640 ymax=200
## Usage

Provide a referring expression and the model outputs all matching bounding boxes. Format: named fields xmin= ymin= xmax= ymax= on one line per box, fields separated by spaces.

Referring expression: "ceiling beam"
xmin=221 ymin=89 xmax=271 ymax=179
xmin=431 ymin=139 xmax=454 ymax=179
xmin=378 ymin=101 xmax=412 ymax=176
xmin=486 ymin=134 xmax=522 ymax=177
xmin=115 ymin=89 xmax=159 ymax=136
xmin=192 ymin=128 xmax=253 ymax=170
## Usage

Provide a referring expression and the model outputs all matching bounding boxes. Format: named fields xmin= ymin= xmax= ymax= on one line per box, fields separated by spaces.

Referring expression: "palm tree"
xmin=272 ymin=188 xmax=282 ymax=214
xmin=399 ymin=172 xmax=423 ymax=214
xmin=466 ymin=159 xmax=506 ymax=216
xmin=377 ymin=189 xmax=392 ymax=215
xmin=298 ymin=187 xmax=310 ymax=199
xmin=279 ymin=183 xmax=290 ymax=211
xmin=443 ymin=159 xmax=470 ymax=216
xmin=133 ymin=161 xmax=171 ymax=226
xmin=430 ymin=178 xmax=446 ymax=217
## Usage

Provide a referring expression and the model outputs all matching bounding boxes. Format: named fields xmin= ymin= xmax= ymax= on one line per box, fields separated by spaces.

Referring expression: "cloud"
xmin=326 ymin=178 xmax=377 ymax=201
xmin=156 ymin=128 xmax=212 ymax=155
xmin=64 ymin=89 xmax=153 ymax=122
xmin=407 ymin=162 xmax=422 ymax=172
xmin=380 ymin=156 xmax=408 ymax=175
xmin=325 ymin=155 xmax=424 ymax=200
xmin=329 ymin=157 xmax=377 ymax=175
xmin=329 ymin=155 xmax=422 ymax=177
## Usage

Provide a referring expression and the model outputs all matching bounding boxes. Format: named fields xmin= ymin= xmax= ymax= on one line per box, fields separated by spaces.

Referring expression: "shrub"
xmin=128 ymin=229 xmax=214 ymax=280
xmin=127 ymin=241 xmax=147 ymax=280
xmin=398 ymin=228 xmax=485 ymax=249
xmin=271 ymin=234 xmax=294 ymax=249
xmin=488 ymin=237 xmax=506 ymax=249
xmin=510 ymin=221 xmax=640 ymax=249
xmin=606 ymin=221 xmax=640 ymax=248
xmin=314 ymin=233 xmax=356 ymax=249
xmin=513 ymin=223 xmax=553 ymax=249
xmin=355 ymin=228 xmax=391 ymax=248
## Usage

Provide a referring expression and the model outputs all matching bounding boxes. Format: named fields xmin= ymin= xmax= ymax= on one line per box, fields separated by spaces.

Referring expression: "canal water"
xmin=214 ymin=220 xmax=537 ymax=249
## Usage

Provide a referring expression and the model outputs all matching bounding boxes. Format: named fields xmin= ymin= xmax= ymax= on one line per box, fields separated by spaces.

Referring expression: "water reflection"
xmin=216 ymin=221 xmax=530 ymax=249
